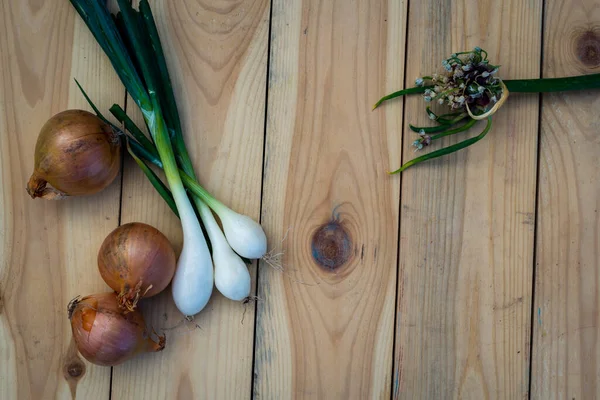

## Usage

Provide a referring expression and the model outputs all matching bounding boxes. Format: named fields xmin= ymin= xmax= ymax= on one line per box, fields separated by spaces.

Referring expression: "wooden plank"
xmin=0 ymin=1 xmax=123 ymax=399
xmin=254 ymin=0 xmax=406 ymax=398
xmin=111 ymin=0 xmax=270 ymax=399
xmin=531 ymin=1 xmax=600 ymax=398
xmin=394 ymin=1 xmax=542 ymax=398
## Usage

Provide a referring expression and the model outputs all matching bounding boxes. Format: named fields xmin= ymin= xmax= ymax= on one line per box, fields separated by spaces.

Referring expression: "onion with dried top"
xmin=27 ymin=109 xmax=121 ymax=200
xmin=98 ymin=222 xmax=176 ymax=312
xmin=68 ymin=292 xmax=165 ymax=366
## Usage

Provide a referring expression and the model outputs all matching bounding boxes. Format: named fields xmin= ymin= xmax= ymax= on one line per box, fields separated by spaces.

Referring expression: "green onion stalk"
xmin=69 ymin=0 xmax=266 ymax=315
xmin=373 ymin=47 xmax=600 ymax=174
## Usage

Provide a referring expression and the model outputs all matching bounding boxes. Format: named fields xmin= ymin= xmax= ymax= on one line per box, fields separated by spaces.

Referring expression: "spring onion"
xmin=198 ymin=202 xmax=251 ymax=301
xmin=70 ymin=0 xmax=267 ymax=314
xmin=109 ymin=105 xmax=266 ymax=262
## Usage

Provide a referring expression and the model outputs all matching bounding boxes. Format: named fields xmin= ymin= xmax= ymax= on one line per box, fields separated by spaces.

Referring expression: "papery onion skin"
xmin=68 ymin=292 xmax=165 ymax=366
xmin=27 ymin=110 xmax=121 ymax=200
xmin=98 ymin=222 xmax=176 ymax=312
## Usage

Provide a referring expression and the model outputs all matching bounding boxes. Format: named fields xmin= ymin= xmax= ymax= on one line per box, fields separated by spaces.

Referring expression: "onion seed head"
xmin=27 ymin=110 xmax=121 ymax=200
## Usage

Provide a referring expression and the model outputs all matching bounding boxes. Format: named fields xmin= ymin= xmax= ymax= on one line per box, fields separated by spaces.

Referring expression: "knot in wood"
xmin=576 ymin=30 xmax=600 ymax=68
xmin=65 ymin=361 xmax=85 ymax=379
xmin=311 ymin=221 xmax=352 ymax=270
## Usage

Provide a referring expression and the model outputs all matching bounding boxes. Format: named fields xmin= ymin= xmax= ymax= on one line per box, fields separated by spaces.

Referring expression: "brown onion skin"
xmin=98 ymin=222 xmax=176 ymax=311
xmin=68 ymin=292 xmax=165 ymax=366
xmin=27 ymin=109 xmax=121 ymax=200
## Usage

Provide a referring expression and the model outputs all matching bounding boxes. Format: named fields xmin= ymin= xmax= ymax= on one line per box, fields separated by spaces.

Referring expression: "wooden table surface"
xmin=1 ymin=0 xmax=599 ymax=399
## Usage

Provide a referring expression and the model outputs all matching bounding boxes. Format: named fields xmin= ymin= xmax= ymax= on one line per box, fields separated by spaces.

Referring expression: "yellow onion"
xmin=98 ymin=222 xmax=176 ymax=312
xmin=68 ymin=292 xmax=165 ymax=366
xmin=27 ymin=110 xmax=121 ymax=200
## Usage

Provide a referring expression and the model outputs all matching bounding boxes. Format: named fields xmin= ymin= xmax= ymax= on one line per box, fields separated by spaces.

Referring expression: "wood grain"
xmin=0 ymin=1 xmax=123 ymax=399
xmin=254 ymin=0 xmax=406 ymax=398
xmin=111 ymin=0 xmax=270 ymax=399
xmin=2 ymin=0 xmax=600 ymax=398
xmin=394 ymin=0 xmax=542 ymax=398
xmin=531 ymin=0 xmax=600 ymax=398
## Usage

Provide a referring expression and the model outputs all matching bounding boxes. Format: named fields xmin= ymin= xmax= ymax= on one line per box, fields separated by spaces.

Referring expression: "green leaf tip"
xmin=389 ymin=116 xmax=493 ymax=174
xmin=372 ymin=85 xmax=431 ymax=110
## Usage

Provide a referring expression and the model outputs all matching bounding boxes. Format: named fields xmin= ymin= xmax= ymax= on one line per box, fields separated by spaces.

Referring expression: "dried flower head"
xmin=414 ymin=47 xmax=505 ymax=115
xmin=412 ymin=129 xmax=432 ymax=151
xmin=373 ymin=46 xmax=600 ymax=174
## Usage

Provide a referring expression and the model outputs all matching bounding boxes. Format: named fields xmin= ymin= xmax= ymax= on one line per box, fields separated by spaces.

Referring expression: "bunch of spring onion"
xmin=69 ymin=0 xmax=267 ymax=316
xmin=373 ymin=47 xmax=600 ymax=174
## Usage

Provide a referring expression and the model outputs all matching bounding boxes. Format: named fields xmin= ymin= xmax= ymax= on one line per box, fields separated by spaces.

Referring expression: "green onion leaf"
xmin=429 ymin=117 xmax=477 ymax=141
xmin=139 ymin=0 xmax=183 ymax=140
xmin=390 ymin=117 xmax=493 ymax=174
xmin=69 ymin=0 xmax=151 ymax=110
xmin=109 ymin=104 xmax=157 ymax=158
xmin=114 ymin=0 xmax=158 ymax=112
xmin=127 ymin=140 xmax=178 ymax=217
xmin=73 ymin=78 xmax=124 ymax=135
xmin=372 ymin=86 xmax=431 ymax=110
xmin=74 ymin=79 xmax=105 ymax=119
xmin=127 ymin=137 xmax=162 ymax=169
xmin=425 ymin=108 xmax=466 ymax=125
xmin=505 ymin=73 xmax=600 ymax=93
xmin=113 ymin=11 xmax=147 ymax=91
xmin=409 ymin=123 xmax=452 ymax=133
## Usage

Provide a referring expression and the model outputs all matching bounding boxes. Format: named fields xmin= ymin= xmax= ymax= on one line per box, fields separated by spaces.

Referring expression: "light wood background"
xmin=1 ymin=0 xmax=598 ymax=399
